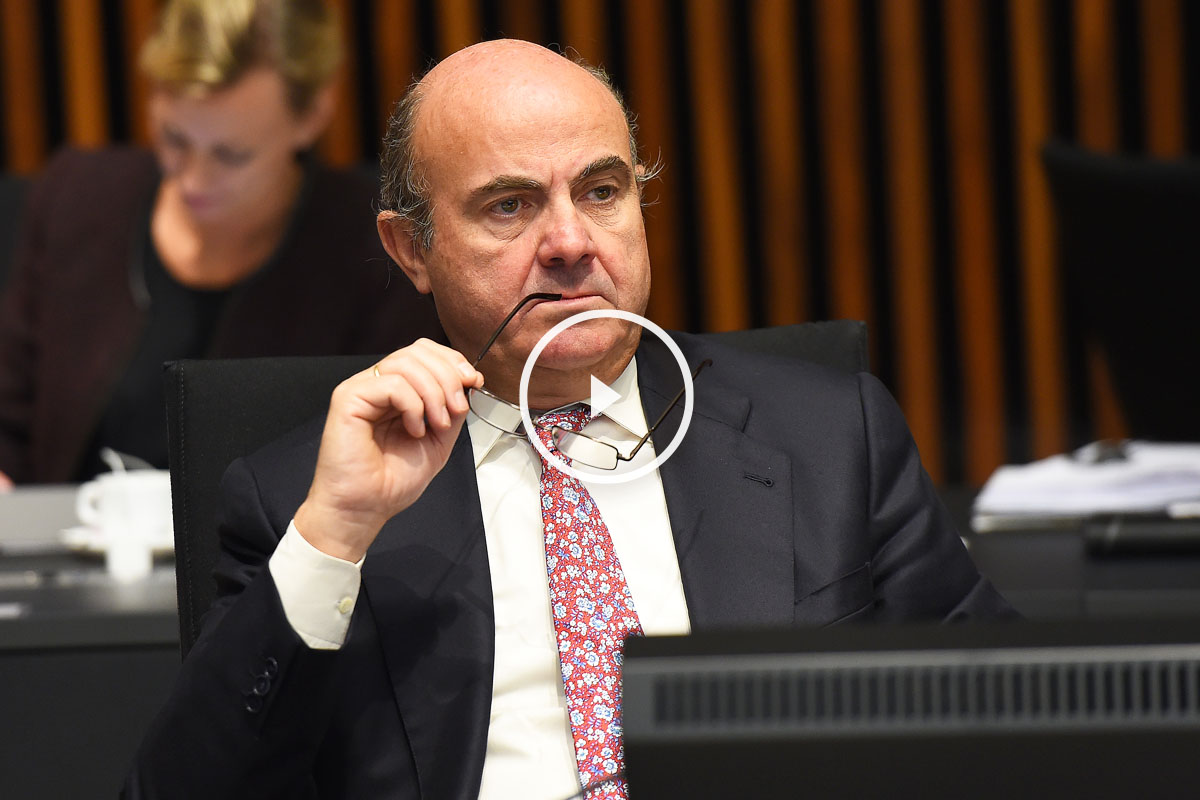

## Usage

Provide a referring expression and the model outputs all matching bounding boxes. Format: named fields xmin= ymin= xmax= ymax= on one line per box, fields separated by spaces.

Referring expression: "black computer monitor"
xmin=623 ymin=619 xmax=1200 ymax=799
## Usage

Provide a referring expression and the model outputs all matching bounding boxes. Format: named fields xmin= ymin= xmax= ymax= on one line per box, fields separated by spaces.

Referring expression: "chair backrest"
xmin=0 ymin=174 xmax=30 ymax=291
xmin=164 ymin=354 xmax=376 ymax=654
xmin=1042 ymin=141 xmax=1200 ymax=441
xmin=165 ymin=320 xmax=868 ymax=656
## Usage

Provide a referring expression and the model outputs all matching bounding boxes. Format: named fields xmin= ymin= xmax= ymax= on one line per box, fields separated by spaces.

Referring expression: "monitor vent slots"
xmin=643 ymin=644 xmax=1200 ymax=736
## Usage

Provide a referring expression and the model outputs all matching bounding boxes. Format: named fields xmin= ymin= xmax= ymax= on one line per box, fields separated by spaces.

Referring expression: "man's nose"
xmin=535 ymin=199 xmax=594 ymax=268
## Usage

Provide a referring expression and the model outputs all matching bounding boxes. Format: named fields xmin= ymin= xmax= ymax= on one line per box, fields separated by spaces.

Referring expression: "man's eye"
xmin=590 ymin=185 xmax=615 ymax=201
xmin=496 ymin=198 xmax=521 ymax=214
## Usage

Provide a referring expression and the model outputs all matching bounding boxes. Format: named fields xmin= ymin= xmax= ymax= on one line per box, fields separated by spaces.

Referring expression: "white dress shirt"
xmin=269 ymin=359 xmax=691 ymax=800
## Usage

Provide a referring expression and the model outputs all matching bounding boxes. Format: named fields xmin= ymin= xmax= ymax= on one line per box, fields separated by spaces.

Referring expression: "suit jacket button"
xmin=261 ymin=656 xmax=279 ymax=678
xmin=244 ymin=694 xmax=264 ymax=714
xmin=251 ymin=676 xmax=272 ymax=696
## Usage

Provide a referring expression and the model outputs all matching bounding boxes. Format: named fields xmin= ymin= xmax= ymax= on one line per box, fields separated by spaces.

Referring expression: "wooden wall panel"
xmin=373 ymin=0 xmax=419 ymax=136
xmin=1141 ymin=0 xmax=1185 ymax=156
xmin=498 ymin=0 xmax=547 ymax=44
xmin=0 ymin=0 xmax=47 ymax=171
xmin=1070 ymin=0 xmax=1127 ymax=442
xmin=813 ymin=0 xmax=874 ymax=332
xmin=1010 ymin=0 xmax=1067 ymax=459
xmin=943 ymin=0 xmax=1007 ymax=486
xmin=1074 ymin=0 xmax=1119 ymax=151
xmin=317 ymin=0 xmax=361 ymax=165
xmin=58 ymin=0 xmax=109 ymax=146
xmin=750 ymin=0 xmax=807 ymax=327
xmin=122 ymin=0 xmax=159 ymax=147
xmin=622 ymin=0 xmax=684 ymax=331
xmin=3 ymin=0 xmax=1196 ymax=485
xmin=684 ymin=1 xmax=749 ymax=332
xmin=434 ymin=0 xmax=481 ymax=60
xmin=560 ymin=0 xmax=607 ymax=66
xmin=879 ymin=0 xmax=942 ymax=483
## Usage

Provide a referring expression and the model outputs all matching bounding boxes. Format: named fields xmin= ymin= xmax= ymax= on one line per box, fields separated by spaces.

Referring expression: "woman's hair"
xmin=140 ymin=0 xmax=341 ymax=113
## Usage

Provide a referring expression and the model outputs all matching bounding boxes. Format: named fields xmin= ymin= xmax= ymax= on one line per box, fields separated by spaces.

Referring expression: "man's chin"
xmin=532 ymin=321 xmax=639 ymax=371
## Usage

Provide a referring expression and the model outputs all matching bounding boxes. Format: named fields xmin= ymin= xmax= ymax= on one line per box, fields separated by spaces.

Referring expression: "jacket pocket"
xmin=794 ymin=562 xmax=874 ymax=625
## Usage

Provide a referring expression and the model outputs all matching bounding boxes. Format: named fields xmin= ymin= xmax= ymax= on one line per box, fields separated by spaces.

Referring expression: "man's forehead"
xmin=413 ymin=41 xmax=628 ymax=165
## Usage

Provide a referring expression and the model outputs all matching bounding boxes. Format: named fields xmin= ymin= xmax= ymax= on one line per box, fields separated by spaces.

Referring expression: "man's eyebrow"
xmin=471 ymin=175 xmax=543 ymax=198
xmin=573 ymin=155 xmax=633 ymax=186
xmin=469 ymin=155 xmax=633 ymax=199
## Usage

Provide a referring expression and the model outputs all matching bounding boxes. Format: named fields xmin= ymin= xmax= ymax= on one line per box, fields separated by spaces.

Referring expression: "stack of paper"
xmin=972 ymin=442 xmax=1200 ymax=532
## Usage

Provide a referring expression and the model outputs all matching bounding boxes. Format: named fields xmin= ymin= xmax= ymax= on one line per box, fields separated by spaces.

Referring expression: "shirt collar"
xmin=467 ymin=358 xmax=645 ymax=468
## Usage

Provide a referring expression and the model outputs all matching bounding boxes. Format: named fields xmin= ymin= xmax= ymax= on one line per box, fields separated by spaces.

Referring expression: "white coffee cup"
xmin=76 ymin=470 xmax=173 ymax=582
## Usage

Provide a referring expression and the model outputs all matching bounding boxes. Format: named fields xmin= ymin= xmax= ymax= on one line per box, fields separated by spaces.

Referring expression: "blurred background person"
xmin=0 ymin=0 xmax=442 ymax=488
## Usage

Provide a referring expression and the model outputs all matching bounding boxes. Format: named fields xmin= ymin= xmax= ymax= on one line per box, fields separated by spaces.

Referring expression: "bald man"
xmin=126 ymin=41 xmax=1012 ymax=800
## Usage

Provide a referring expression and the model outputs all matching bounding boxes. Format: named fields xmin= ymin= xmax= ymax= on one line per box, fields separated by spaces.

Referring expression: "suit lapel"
xmin=637 ymin=339 xmax=796 ymax=630
xmin=361 ymin=430 xmax=493 ymax=800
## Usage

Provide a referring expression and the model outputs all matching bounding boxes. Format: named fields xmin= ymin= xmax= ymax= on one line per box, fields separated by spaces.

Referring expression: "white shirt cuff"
xmin=268 ymin=520 xmax=364 ymax=650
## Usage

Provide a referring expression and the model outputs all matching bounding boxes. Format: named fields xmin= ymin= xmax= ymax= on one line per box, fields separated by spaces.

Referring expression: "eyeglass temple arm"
xmin=625 ymin=358 xmax=713 ymax=461
xmin=472 ymin=293 xmax=563 ymax=367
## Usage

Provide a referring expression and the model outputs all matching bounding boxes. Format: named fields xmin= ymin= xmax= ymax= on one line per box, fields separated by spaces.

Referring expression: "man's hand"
xmin=0 ymin=470 xmax=12 ymax=493
xmin=293 ymin=339 xmax=483 ymax=561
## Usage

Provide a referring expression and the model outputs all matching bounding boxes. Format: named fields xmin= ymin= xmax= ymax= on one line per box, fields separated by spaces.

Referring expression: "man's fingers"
xmin=371 ymin=343 xmax=482 ymax=425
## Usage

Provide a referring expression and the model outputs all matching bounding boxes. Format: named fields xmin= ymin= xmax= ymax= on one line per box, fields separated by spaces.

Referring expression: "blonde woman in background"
xmin=0 ymin=0 xmax=441 ymax=487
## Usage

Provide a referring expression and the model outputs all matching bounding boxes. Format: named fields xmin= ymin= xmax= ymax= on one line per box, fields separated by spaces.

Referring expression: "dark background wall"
xmin=1 ymin=0 xmax=1194 ymax=486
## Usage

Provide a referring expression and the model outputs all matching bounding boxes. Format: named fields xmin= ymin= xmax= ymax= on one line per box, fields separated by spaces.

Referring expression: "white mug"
xmin=76 ymin=470 xmax=172 ymax=582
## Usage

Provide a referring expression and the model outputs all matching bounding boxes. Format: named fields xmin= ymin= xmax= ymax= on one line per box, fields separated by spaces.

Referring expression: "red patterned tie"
xmin=535 ymin=406 xmax=642 ymax=798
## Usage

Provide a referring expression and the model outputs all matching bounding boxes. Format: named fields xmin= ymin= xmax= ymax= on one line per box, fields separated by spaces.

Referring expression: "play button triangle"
xmin=588 ymin=375 xmax=622 ymax=419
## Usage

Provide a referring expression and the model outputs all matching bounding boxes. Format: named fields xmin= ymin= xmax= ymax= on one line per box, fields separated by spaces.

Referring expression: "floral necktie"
xmin=535 ymin=406 xmax=642 ymax=798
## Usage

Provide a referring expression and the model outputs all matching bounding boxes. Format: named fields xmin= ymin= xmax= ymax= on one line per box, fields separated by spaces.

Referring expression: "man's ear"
xmin=377 ymin=211 xmax=432 ymax=294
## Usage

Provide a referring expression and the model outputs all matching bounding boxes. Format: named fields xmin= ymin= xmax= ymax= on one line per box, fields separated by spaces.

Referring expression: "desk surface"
xmin=937 ymin=485 xmax=1200 ymax=619
xmin=0 ymin=486 xmax=180 ymax=797
xmin=0 ymin=485 xmax=179 ymax=650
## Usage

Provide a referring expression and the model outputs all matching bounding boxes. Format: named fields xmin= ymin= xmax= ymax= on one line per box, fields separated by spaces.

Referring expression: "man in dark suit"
xmin=127 ymin=39 xmax=1012 ymax=799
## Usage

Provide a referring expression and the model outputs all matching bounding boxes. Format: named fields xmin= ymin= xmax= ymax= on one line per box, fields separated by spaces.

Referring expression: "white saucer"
xmin=61 ymin=526 xmax=174 ymax=557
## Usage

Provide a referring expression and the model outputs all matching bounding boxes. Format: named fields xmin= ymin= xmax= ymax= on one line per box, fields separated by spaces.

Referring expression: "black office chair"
xmin=164 ymin=320 xmax=869 ymax=656
xmin=0 ymin=174 xmax=30 ymax=290
xmin=1042 ymin=141 xmax=1200 ymax=442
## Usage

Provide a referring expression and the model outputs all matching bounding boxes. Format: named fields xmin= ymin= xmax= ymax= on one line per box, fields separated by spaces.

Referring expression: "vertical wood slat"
xmin=498 ymin=0 xmax=547 ymax=44
xmin=943 ymin=0 xmax=1006 ymax=485
xmin=750 ymin=0 xmax=807 ymax=327
xmin=1141 ymin=0 xmax=1185 ymax=156
xmin=1071 ymin=0 xmax=1126 ymax=441
xmin=317 ymin=0 xmax=361 ymax=165
xmin=879 ymin=0 xmax=942 ymax=483
xmin=685 ymin=1 xmax=750 ymax=331
xmin=59 ymin=0 xmax=109 ymax=147
xmin=1010 ymin=0 xmax=1068 ymax=458
xmin=373 ymin=0 xmax=419 ymax=139
xmin=622 ymin=0 xmax=684 ymax=330
xmin=0 ymin=0 xmax=47 ymax=171
xmin=122 ymin=0 xmax=159 ymax=147
xmin=813 ymin=0 xmax=873 ymax=329
xmin=1073 ymin=0 xmax=1118 ymax=151
xmin=435 ymin=0 xmax=482 ymax=60
xmin=560 ymin=0 xmax=607 ymax=65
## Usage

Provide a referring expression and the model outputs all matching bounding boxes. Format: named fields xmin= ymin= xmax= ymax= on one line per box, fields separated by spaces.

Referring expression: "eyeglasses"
xmin=466 ymin=293 xmax=711 ymax=471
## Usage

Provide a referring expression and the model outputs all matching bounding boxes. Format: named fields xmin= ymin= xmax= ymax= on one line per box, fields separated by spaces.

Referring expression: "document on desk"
xmin=973 ymin=442 xmax=1200 ymax=531
xmin=0 ymin=484 xmax=80 ymax=554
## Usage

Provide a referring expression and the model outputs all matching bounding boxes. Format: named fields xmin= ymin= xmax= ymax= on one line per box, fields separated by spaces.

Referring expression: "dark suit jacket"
xmin=0 ymin=148 xmax=442 ymax=482
xmin=126 ymin=332 xmax=1012 ymax=799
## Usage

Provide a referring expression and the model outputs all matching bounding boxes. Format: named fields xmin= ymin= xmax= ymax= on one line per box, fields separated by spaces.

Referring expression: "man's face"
xmin=390 ymin=50 xmax=651 ymax=403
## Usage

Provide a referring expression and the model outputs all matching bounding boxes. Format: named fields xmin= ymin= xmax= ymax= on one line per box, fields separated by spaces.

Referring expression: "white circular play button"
xmin=587 ymin=374 xmax=622 ymax=419
xmin=518 ymin=309 xmax=696 ymax=485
